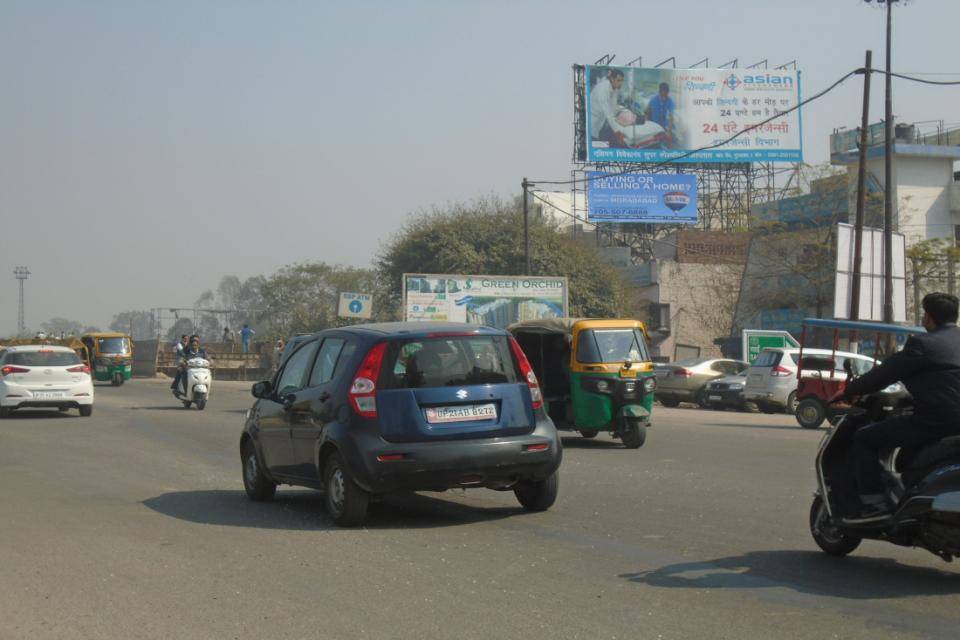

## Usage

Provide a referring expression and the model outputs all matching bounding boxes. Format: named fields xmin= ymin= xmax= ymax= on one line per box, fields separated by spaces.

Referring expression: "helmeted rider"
xmin=842 ymin=292 xmax=960 ymax=523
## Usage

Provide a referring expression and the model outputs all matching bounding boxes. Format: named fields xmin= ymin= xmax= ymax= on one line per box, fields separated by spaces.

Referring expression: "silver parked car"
xmin=655 ymin=358 xmax=750 ymax=408
xmin=743 ymin=347 xmax=877 ymax=415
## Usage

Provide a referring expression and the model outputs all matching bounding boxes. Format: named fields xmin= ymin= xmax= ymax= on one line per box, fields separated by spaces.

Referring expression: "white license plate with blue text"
xmin=425 ymin=403 xmax=497 ymax=424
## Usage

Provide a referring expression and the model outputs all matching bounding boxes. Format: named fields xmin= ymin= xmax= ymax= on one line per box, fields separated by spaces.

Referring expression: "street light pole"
xmin=522 ymin=177 xmax=530 ymax=275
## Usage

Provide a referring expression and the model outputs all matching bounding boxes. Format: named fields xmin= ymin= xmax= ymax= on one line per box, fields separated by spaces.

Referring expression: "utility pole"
xmin=850 ymin=50 xmax=873 ymax=330
xmin=910 ymin=256 xmax=921 ymax=326
xmin=948 ymin=250 xmax=956 ymax=297
xmin=13 ymin=266 xmax=30 ymax=335
xmin=522 ymin=177 xmax=530 ymax=275
xmin=882 ymin=0 xmax=896 ymax=329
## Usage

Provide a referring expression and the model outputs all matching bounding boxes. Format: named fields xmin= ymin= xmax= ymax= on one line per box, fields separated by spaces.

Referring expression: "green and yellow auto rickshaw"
xmin=509 ymin=318 xmax=655 ymax=448
xmin=81 ymin=332 xmax=134 ymax=386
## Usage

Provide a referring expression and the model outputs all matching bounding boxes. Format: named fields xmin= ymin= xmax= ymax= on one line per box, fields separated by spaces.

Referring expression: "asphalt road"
xmin=2 ymin=379 xmax=958 ymax=640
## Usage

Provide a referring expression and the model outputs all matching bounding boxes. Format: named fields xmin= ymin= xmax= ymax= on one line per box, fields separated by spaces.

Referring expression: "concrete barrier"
xmin=132 ymin=339 xmax=160 ymax=377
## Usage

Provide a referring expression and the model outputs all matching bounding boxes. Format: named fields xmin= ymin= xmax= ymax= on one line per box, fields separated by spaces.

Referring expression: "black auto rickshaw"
xmin=509 ymin=318 xmax=655 ymax=448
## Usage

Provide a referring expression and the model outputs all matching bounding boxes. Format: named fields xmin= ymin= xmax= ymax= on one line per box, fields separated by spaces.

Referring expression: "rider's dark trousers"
xmin=854 ymin=414 xmax=951 ymax=495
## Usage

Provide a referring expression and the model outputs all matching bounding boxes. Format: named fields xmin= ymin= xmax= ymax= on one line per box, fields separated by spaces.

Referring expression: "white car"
xmin=0 ymin=345 xmax=94 ymax=417
xmin=743 ymin=347 xmax=876 ymax=415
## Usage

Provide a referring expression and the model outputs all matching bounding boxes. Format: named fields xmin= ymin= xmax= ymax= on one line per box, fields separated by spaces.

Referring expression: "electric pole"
xmin=13 ymin=266 xmax=30 ymax=335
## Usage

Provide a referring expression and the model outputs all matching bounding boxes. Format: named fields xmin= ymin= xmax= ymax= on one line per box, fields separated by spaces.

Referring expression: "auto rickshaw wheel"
xmin=620 ymin=419 xmax=646 ymax=449
xmin=579 ymin=430 xmax=598 ymax=439
xmin=111 ymin=373 xmax=122 ymax=386
xmin=796 ymin=398 xmax=826 ymax=429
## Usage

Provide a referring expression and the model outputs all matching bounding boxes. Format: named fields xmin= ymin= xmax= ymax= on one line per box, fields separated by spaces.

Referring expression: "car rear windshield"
xmin=380 ymin=335 xmax=518 ymax=389
xmin=98 ymin=337 xmax=130 ymax=354
xmin=3 ymin=350 xmax=81 ymax=366
xmin=751 ymin=351 xmax=784 ymax=367
xmin=577 ymin=329 xmax=649 ymax=364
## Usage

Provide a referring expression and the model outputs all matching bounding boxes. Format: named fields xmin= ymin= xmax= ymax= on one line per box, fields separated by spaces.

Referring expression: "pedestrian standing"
xmin=222 ymin=326 xmax=234 ymax=351
xmin=241 ymin=324 xmax=255 ymax=354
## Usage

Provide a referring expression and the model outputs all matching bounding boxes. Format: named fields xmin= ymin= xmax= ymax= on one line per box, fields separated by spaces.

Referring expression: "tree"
xmin=376 ymin=196 xmax=635 ymax=319
xmin=258 ymin=263 xmax=382 ymax=338
xmin=40 ymin=317 xmax=99 ymax=337
xmin=907 ymin=238 xmax=960 ymax=325
xmin=110 ymin=310 xmax=156 ymax=339
xmin=166 ymin=318 xmax=196 ymax=343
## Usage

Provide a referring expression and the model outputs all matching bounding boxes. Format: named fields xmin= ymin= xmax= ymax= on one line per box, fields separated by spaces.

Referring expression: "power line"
xmin=530 ymin=68 xmax=860 ymax=188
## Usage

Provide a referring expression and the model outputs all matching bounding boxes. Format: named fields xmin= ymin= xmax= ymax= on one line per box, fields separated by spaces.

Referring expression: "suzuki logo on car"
xmin=456 ymin=389 xmax=469 ymax=399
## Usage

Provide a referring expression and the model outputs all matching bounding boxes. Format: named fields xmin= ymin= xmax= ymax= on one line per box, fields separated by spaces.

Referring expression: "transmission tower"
xmin=13 ymin=266 xmax=30 ymax=335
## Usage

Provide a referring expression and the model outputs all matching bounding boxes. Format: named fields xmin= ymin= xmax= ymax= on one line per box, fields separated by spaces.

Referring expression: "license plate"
xmin=425 ymin=403 xmax=497 ymax=424
xmin=709 ymin=395 xmax=723 ymax=401
xmin=33 ymin=391 xmax=65 ymax=400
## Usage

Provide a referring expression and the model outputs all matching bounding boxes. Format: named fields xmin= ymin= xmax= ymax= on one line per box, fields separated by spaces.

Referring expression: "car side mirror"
xmin=251 ymin=380 xmax=273 ymax=398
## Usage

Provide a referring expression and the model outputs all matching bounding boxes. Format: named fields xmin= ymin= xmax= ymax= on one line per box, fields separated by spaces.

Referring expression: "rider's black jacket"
xmin=845 ymin=323 xmax=960 ymax=428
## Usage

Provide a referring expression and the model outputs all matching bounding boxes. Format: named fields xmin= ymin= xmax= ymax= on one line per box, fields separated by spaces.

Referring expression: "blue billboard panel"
xmin=586 ymin=172 xmax=698 ymax=223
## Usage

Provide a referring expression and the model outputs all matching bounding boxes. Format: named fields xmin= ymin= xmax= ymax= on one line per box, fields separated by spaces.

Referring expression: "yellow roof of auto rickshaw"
xmin=508 ymin=317 xmax=647 ymax=335
xmin=81 ymin=332 xmax=132 ymax=339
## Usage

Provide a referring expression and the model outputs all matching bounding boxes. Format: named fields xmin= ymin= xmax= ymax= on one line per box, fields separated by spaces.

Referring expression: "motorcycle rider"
xmin=175 ymin=335 xmax=209 ymax=396
xmin=842 ymin=292 xmax=960 ymax=522
xmin=170 ymin=334 xmax=189 ymax=395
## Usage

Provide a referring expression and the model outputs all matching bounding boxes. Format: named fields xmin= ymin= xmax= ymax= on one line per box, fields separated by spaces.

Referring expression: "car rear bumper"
xmin=705 ymin=390 xmax=744 ymax=406
xmin=343 ymin=420 xmax=562 ymax=494
xmin=0 ymin=384 xmax=94 ymax=408
xmin=743 ymin=390 xmax=785 ymax=407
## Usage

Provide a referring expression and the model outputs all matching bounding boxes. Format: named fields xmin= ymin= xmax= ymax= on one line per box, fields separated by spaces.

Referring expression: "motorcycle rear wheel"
xmin=809 ymin=495 xmax=861 ymax=556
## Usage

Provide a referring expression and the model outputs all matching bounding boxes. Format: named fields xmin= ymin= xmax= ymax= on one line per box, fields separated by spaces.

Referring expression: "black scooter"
xmin=810 ymin=392 xmax=960 ymax=562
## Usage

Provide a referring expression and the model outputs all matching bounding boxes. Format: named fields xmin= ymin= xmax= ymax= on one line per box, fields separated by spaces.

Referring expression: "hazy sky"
xmin=2 ymin=0 xmax=959 ymax=335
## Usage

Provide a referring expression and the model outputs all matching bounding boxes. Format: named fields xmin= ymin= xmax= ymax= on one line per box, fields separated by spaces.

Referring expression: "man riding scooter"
xmin=842 ymin=292 xmax=960 ymax=523
xmin=174 ymin=335 xmax=208 ymax=397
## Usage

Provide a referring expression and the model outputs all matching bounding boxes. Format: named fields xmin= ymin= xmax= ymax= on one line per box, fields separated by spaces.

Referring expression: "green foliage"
xmin=375 ymin=196 xmax=633 ymax=319
xmin=39 ymin=317 xmax=100 ymax=337
xmin=258 ymin=263 xmax=382 ymax=338
xmin=109 ymin=310 xmax=156 ymax=339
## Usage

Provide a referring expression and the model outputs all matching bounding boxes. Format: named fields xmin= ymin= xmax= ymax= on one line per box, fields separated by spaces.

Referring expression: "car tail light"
xmin=771 ymin=365 xmax=792 ymax=377
xmin=67 ymin=365 xmax=91 ymax=375
xmin=674 ymin=368 xmax=693 ymax=377
xmin=1 ymin=366 xmax=29 ymax=376
xmin=348 ymin=342 xmax=387 ymax=418
xmin=508 ymin=336 xmax=543 ymax=409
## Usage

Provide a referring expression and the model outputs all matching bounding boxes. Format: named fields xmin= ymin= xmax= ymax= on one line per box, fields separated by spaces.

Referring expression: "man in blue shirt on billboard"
xmin=645 ymin=82 xmax=675 ymax=136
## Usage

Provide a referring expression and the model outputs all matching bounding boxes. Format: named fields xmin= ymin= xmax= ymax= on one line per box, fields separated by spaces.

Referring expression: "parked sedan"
xmin=703 ymin=371 xmax=750 ymax=411
xmin=0 ymin=345 xmax=94 ymax=417
xmin=655 ymin=358 xmax=749 ymax=407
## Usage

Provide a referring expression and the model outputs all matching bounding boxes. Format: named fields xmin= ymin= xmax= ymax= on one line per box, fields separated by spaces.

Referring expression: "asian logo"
xmin=723 ymin=74 xmax=741 ymax=90
xmin=663 ymin=192 xmax=691 ymax=212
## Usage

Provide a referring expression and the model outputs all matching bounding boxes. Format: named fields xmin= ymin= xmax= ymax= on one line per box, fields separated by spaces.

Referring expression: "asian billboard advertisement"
xmin=403 ymin=274 xmax=568 ymax=329
xmin=584 ymin=65 xmax=802 ymax=163
xmin=587 ymin=171 xmax=698 ymax=223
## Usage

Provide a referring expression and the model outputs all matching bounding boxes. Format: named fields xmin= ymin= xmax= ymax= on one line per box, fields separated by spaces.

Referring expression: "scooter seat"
xmin=898 ymin=436 xmax=960 ymax=487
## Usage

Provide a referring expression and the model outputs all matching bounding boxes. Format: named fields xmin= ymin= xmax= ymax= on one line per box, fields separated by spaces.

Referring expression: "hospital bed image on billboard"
xmin=584 ymin=64 xmax=802 ymax=163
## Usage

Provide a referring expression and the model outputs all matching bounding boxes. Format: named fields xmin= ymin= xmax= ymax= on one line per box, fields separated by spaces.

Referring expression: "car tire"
xmin=324 ymin=452 xmax=369 ymax=526
xmin=695 ymin=388 xmax=710 ymax=408
xmin=514 ymin=471 xmax=559 ymax=512
xmin=79 ymin=405 xmax=93 ymax=417
xmin=241 ymin=441 xmax=276 ymax=502
xmin=0 ymin=407 xmax=10 ymax=418
xmin=620 ymin=419 xmax=646 ymax=449
xmin=659 ymin=397 xmax=680 ymax=408
xmin=796 ymin=398 xmax=826 ymax=429
xmin=580 ymin=430 xmax=598 ymax=439
xmin=785 ymin=391 xmax=799 ymax=415
xmin=809 ymin=495 xmax=860 ymax=556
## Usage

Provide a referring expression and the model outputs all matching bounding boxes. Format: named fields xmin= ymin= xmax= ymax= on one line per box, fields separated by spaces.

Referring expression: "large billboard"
xmin=587 ymin=171 xmax=697 ymax=223
xmin=583 ymin=65 xmax=802 ymax=163
xmin=403 ymin=274 xmax=568 ymax=329
xmin=833 ymin=223 xmax=907 ymax=323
